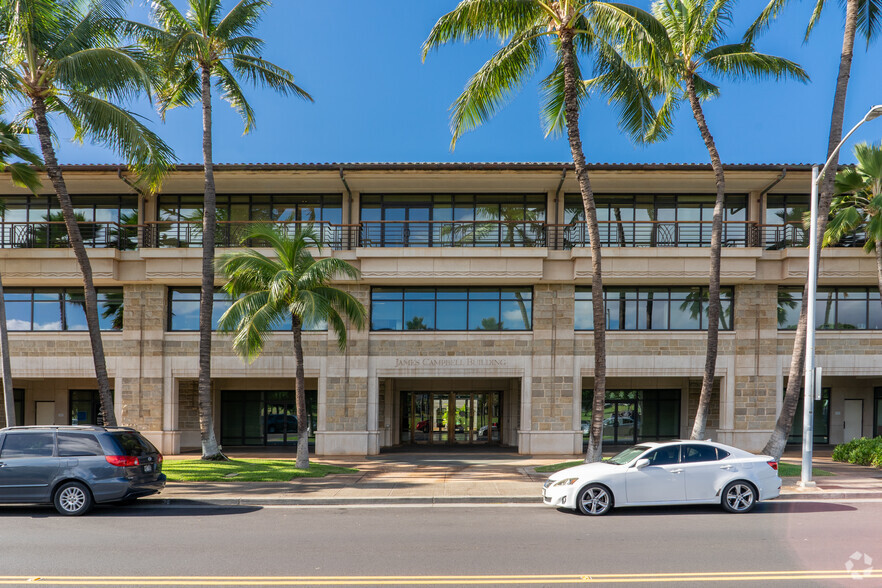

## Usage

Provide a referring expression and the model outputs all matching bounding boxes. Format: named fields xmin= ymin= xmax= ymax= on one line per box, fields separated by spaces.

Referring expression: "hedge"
xmin=831 ymin=436 xmax=882 ymax=468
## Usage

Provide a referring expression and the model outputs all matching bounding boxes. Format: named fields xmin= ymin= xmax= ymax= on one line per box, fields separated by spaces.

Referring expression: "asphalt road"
xmin=1 ymin=500 xmax=880 ymax=586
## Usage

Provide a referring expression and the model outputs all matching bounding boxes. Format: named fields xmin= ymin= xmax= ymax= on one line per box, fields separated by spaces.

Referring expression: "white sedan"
xmin=542 ymin=440 xmax=781 ymax=515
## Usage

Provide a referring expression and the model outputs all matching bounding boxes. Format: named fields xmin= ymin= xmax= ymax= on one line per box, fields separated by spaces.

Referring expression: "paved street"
xmin=1 ymin=500 xmax=880 ymax=586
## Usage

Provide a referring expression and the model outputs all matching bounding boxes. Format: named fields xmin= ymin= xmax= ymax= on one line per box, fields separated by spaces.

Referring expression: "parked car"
xmin=477 ymin=423 xmax=498 ymax=437
xmin=266 ymin=414 xmax=298 ymax=434
xmin=542 ymin=440 xmax=781 ymax=516
xmin=0 ymin=425 xmax=166 ymax=515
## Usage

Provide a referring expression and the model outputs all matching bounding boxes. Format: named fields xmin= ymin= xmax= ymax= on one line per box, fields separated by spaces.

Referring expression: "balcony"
xmin=0 ymin=220 xmax=866 ymax=251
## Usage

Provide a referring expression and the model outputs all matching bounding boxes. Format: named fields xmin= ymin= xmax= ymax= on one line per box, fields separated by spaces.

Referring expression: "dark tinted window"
xmin=645 ymin=445 xmax=680 ymax=466
xmin=0 ymin=432 xmax=55 ymax=458
xmin=682 ymin=444 xmax=718 ymax=463
xmin=716 ymin=448 xmax=730 ymax=460
xmin=57 ymin=433 xmax=104 ymax=457
xmin=110 ymin=432 xmax=157 ymax=456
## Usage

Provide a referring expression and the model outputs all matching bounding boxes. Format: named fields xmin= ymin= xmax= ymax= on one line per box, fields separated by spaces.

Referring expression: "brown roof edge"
xmin=52 ymin=162 xmax=818 ymax=173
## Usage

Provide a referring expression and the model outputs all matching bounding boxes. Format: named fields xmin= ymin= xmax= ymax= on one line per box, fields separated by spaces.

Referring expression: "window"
xmin=564 ymin=194 xmax=748 ymax=247
xmin=645 ymin=446 xmax=680 ymax=466
xmin=0 ymin=432 xmax=55 ymax=458
xmin=875 ymin=388 xmax=882 ymax=437
xmin=371 ymin=287 xmax=532 ymax=331
xmin=167 ymin=288 xmax=327 ymax=332
xmin=156 ymin=194 xmax=343 ymax=247
xmin=778 ymin=287 xmax=882 ymax=330
xmin=575 ymin=287 xmax=733 ymax=331
xmin=109 ymin=432 xmax=158 ymax=456
xmin=681 ymin=444 xmax=719 ymax=463
xmin=360 ymin=194 xmax=546 ymax=247
xmin=787 ymin=387 xmax=831 ymax=444
xmin=13 ymin=389 xmax=23 ymax=427
xmin=765 ymin=195 xmax=809 ymax=248
xmin=57 ymin=433 xmax=104 ymax=457
xmin=0 ymin=194 xmax=137 ymax=249
xmin=582 ymin=389 xmax=681 ymax=444
xmin=70 ymin=390 xmax=102 ymax=426
xmin=5 ymin=288 xmax=123 ymax=331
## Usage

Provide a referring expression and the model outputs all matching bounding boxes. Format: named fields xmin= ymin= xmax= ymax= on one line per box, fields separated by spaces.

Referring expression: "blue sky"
xmin=55 ymin=0 xmax=881 ymax=166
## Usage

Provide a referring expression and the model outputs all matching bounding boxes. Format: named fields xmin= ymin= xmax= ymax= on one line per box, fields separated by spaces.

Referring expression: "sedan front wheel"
xmin=576 ymin=484 xmax=613 ymax=516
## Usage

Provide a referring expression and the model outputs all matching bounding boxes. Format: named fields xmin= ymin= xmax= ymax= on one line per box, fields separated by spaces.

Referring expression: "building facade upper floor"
xmin=0 ymin=162 xmax=837 ymax=252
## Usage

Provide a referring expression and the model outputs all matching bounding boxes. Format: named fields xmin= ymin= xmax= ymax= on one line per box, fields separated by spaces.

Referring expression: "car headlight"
xmin=553 ymin=477 xmax=580 ymax=487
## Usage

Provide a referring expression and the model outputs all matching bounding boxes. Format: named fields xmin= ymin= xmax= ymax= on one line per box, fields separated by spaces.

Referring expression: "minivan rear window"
xmin=58 ymin=433 xmax=104 ymax=457
xmin=110 ymin=432 xmax=158 ymax=456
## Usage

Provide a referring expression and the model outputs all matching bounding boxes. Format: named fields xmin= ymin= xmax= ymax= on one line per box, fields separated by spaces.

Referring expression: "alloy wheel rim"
xmin=726 ymin=484 xmax=754 ymax=511
xmin=582 ymin=487 xmax=610 ymax=514
xmin=59 ymin=487 xmax=86 ymax=512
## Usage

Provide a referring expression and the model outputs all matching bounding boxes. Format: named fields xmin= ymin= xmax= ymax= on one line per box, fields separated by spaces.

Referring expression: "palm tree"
xmin=0 ymin=0 xmax=175 ymax=427
xmin=0 ymin=119 xmax=42 ymax=427
xmin=624 ymin=0 xmax=807 ymax=440
xmin=216 ymin=225 xmax=366 ymax=469
xmin=748 ymin=0 xmax=879 ymax=460
xmin=423 ymin=0 xmax=669 ymax=462
xmin=825 ymin=143 xmax=882 ymax=298
xmin=131 ymin=0 xmax=312 ymax=460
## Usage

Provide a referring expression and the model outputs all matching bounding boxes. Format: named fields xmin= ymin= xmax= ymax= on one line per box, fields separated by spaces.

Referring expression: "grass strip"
xmin=161 ymin=459 xmax=358 ymax=482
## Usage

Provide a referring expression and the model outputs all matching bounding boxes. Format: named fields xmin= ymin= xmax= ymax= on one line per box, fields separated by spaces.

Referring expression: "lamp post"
xmin=800 ymin=104 xmax=882 ymax=488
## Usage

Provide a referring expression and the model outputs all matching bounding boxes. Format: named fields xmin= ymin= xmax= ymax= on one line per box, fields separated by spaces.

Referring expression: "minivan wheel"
xmin=722 ymin=481 xmax=756 ymax=513
xmin=54 ymin=481 xmax=93 ymax=516
xmin=576 ymin=484 xmax=613 ymax=516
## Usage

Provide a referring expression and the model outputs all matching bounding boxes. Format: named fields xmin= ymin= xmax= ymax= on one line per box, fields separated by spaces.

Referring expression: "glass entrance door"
xmin=402 ymin=391 xmax=502 ymax=446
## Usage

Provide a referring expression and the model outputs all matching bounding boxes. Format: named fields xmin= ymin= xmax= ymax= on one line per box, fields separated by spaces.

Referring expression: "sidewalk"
xmin=142 ymin=450 xmax=882 ymax=507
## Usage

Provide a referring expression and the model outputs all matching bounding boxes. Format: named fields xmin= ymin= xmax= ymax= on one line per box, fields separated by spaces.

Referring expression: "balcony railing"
xmin=359 ymin=220 xmax=547 ymax=248
xmin=0 ymin=219 xmax=868 ymax=251
xmin=0 ymin=221 xmax=140 ymax=250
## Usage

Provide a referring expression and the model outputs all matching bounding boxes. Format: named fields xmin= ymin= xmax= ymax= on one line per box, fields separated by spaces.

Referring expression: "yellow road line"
xmin=0 ymin=570 xmax=879 ymax=585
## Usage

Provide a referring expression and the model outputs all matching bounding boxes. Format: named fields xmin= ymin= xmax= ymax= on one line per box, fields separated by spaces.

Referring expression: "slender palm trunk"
xmin=875 ymin=239 xmax=882 ymax=300
xmin=559 ymin=32 xmax=606 ymax=463
xmin=31 ymin=97 xmax=116 ymax=426
xmin=0 ymin=272 xmax=13 ymax=427
xmin=198 ymin=65 xmax=223 ymax=460
xmin=764 ymin=0 xmax=858 ymax=460
xmin=685 ymin=74 xmax=725 ymax=440
xmin=292 ymin=315 xmax=309 ymax=469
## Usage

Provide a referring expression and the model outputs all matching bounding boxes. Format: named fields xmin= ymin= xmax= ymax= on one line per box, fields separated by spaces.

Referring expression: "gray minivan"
xmin=0 ymin=425 xmax=166 ymax=515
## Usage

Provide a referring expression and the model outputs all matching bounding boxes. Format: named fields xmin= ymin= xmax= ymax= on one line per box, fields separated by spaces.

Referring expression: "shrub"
xmin=832 ymin=436 xmax=882 ymax=468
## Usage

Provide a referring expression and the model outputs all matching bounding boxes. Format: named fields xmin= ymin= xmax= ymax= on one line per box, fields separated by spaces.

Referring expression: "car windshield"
xmin=607 ymin=445 xmax=651 ymax=465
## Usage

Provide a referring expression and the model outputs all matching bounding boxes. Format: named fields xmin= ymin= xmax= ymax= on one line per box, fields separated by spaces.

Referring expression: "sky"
xmin=49 ymin=0 xmax=882 ymax=167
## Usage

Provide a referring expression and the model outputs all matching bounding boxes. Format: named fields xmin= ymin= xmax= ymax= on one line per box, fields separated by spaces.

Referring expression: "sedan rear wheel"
xmin=53 ymin=481 xmax=93 ymax=516
xmin=722 ymin=481 xmax=756 ymax=513
xmin=576 ymin=484 xmax=613 ymax=516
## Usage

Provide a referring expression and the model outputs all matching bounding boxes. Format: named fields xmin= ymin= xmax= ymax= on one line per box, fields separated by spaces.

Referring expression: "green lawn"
xmin=534 ymin=460 xmax=833 ymax=477
xmin=161 ymin=459 xmax=358 ymax=482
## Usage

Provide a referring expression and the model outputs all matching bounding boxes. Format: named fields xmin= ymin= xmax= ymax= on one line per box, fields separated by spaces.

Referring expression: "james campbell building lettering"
xmin=394 ymin=358 xmax=507 ymax=368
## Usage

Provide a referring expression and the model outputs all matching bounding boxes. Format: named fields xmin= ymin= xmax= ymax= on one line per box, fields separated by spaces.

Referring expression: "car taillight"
xmin=106 ymin=455 xmax=140 ymax=467
xmin=157 ymin=454 xmax=163 ymax=464
xmin=767 ymin=460 xmax=778 ymax=471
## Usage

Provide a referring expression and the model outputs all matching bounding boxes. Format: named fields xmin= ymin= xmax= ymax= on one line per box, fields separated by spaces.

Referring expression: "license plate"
xmin=143 ymin=464 xmax=153 ymax=473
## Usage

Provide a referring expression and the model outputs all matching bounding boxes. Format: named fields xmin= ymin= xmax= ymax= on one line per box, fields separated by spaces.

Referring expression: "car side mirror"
xmin=634 ymin=458 xmax=650 ymax=469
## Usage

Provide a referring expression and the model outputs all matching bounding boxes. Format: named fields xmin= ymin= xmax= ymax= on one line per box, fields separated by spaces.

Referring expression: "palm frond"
xmin=213 ymin=60 xmax=256 ymax=131
xmin=702 ymin=44 xmax=809 ymax=83
xmin=214 ymin=0 xmax=270 ymax=41
xmin=54 ymin=47 xmax=154 ymax=102
xmin=227 ymin=53 xmax=312 ymax=101
xmin=743 ymin=0 xmax=789 ymax=42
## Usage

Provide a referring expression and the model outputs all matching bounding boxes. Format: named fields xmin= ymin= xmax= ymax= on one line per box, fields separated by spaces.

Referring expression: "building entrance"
xmin=400 ymin=391 xmax=501 ymax=445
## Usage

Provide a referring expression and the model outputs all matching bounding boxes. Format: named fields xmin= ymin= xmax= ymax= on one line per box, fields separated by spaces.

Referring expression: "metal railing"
xmin=555 ymin=220 xmax=758 ymax=249
xmin=358 ymin=220 xmax=547 ymax=248
xmin=144 ymin=220 xmax=358 ymax=249
xmin=0 ymin=221 xmax=140 ymax=250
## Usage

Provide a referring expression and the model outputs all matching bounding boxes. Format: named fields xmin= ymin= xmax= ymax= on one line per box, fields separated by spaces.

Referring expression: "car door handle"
xmin=719 ymin=465 xmax=734 ymax=470
xmin=670 ymin=469 xmax=684 ymax=474
xmin=0 ymin=462 xmax=5 ymax=468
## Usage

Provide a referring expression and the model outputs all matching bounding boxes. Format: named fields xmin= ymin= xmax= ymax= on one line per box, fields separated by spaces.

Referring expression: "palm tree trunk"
xmin=292 ymin=315 xmax=309 ymax=469
xmin=765 ymin=0 xmax=858 ymax=460
xmin=559 ymin=32 xmax=606 ymax=463
xmin=685 ymin=74 xmax=725 ymax=441
xmin=198 ymin=65 xmax=223 ymax=460
xmin=875 ymin=239 xmax=882 ymax=301
xmin=31 ymin=97 xmax=116 ymax=426
xmin=0 ymin=271 xmax=14 ymax=427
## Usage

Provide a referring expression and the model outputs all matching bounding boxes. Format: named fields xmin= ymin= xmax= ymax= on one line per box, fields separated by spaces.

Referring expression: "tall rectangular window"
xmin=4 ymin=288 xmax=123 ymax=331
xmin=575 ymin=287 xmax=733 ymax=331
xmin=168 ymin=288 xmax=327 ymax=332
xmin=778 ymin=287 xmax=882 ymax=330
xmin=370 ymin=287 xmax=532 ymax=331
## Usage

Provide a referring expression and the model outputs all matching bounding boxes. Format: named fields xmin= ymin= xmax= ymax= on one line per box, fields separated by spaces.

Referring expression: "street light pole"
xmin=799 ymin=104 xmax=882 ymax=488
